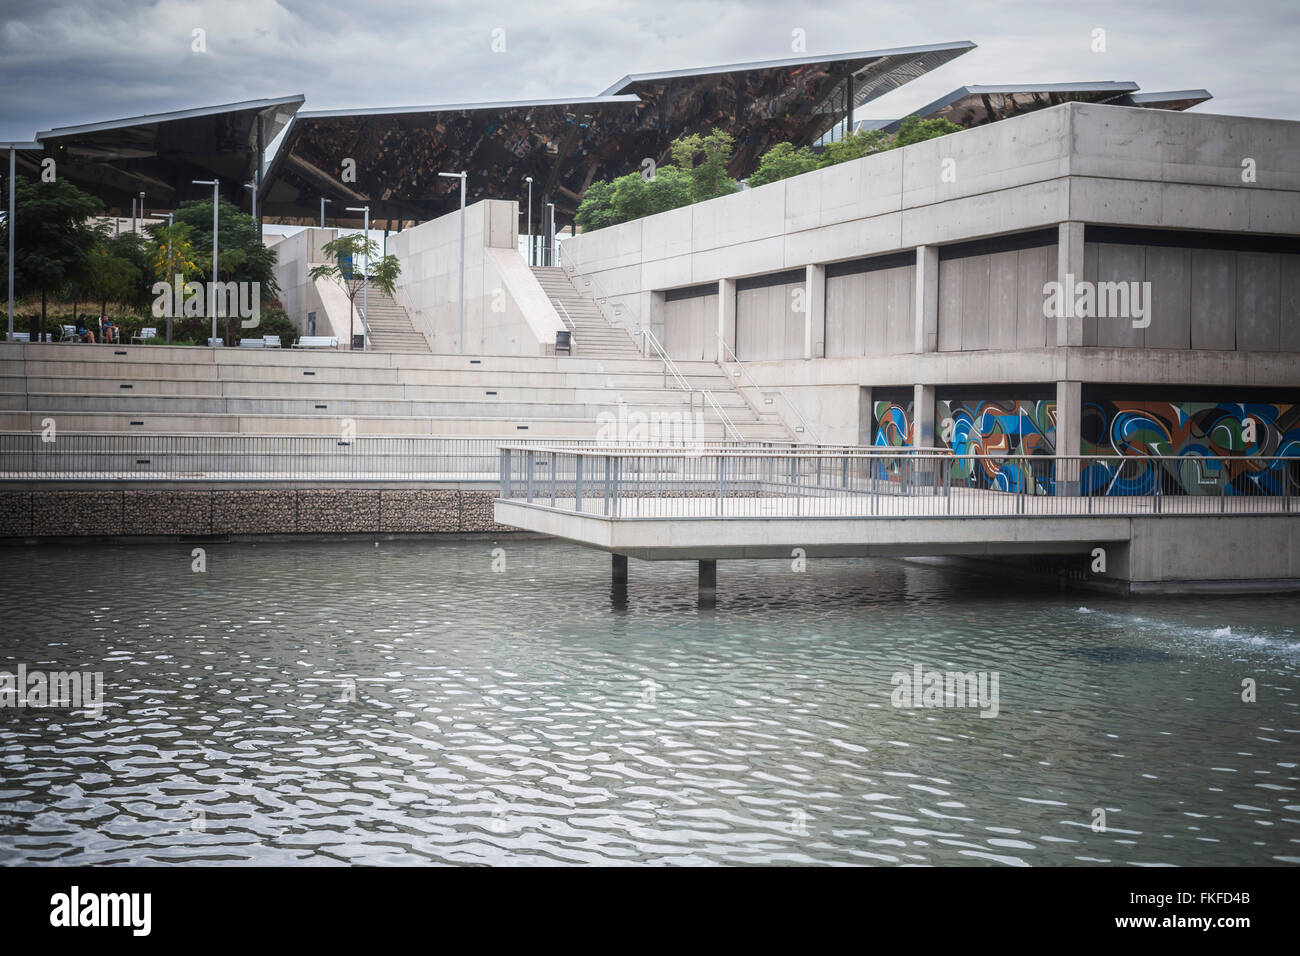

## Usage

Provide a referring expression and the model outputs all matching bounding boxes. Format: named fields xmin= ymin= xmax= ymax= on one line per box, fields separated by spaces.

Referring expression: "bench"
xmin=238 ymin=338 xmax=264 ymax=348
xmin=7 ymin=332 xmax=29 ymax=342
xmin=207 ymin=337 xmax=224 ymax=347
xmin=292 ymin=336 xmax=339 ymax=349
xmin=263 ymin=335 xmax=282 ymax=348
xmin=132 ymin=328 xmax=157 ymax=344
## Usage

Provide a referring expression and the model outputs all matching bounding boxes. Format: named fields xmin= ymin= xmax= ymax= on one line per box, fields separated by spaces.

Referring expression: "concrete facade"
xmin=388 ymin=199 xmax=567 ymax=354
xmin=554 ymin=102 xmax=1300 ymax=447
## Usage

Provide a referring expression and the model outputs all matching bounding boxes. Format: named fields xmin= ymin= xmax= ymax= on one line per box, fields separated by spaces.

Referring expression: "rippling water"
xmin=0 ymin=539 xmax=1297 ymax=866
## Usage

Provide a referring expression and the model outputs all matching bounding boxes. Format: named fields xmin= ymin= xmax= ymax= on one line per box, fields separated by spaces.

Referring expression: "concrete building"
xmin=551 ymin=101 xmax=1299 ymax=469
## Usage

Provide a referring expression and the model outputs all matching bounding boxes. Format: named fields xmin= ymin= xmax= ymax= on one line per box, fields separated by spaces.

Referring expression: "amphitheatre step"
xmin=8 ymin=393 xmax=761 ymax=424
xmin=0 ymin=410 xmax=788 ymax=440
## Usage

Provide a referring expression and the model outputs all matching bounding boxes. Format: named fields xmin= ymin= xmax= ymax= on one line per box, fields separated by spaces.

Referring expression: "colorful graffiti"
xmin=1080 ymin=400 xmax=1300 ymax=496
xmin=872 ymin=401 xmax=912 ymax=447
xmin=939 ymin=399 xmax=1056 ymax=494
xmin=872 ymin=395 xmax=1300 ymax=496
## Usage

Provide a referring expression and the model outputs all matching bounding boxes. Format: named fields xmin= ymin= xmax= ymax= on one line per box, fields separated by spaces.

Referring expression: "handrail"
xmin=555 ymin=300 xmax=575 ymax=329
xmin=638 ymin=328 xmax=693 ymax=395
xmin=700 ymin=390 xmax=744 ymax=441
xmin=716 ymin=333 xmax=820 ymax=444
xmin=555 ymin=240 xmax=645 ymax=348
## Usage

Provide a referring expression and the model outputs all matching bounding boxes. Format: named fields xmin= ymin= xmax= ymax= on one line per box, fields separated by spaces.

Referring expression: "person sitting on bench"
xmin=74 ymin=314 xmax=95 ymax=343
xmin=99 ymin=314 xmax=118 ymax=344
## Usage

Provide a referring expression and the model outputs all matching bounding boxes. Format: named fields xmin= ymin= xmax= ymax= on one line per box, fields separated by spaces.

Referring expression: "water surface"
xmin=1 ymin=539 xmax=1296 ymax=865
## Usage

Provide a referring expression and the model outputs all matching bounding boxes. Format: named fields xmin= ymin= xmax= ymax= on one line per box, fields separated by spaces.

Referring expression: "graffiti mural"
xmin=871 ymin=398 xmax=1057 ymax=493
xmin=1080 ymin=400 xmax=1300 ymax=496
xmin=938 ymin=399 xmax=1057 ymax=494
xmin=872 ymin=400 xmax=912 ymax=447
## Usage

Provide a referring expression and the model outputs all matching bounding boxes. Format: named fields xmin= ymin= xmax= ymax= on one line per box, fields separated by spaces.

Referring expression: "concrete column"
xmin=717 ymin=278 xmax=736 ymax=362
xmin=804 ymin=264 xmax=824 ymax=360
xmin=1055 ymin=380 xmax=1082 ymax=495
xmin=858 ymin=386 xmax=874 ymax=446
xmin=698 ymin=559 xmax=717 ymax=607
xmin=913 ymin=245 xmax=939 ymax=353
xmin=1056 ymin=222 xmax=1085 ymax=347
xmin=912 ymin=384 xmax=935 ymax=447
xmin=611 ymin=553 xmax=628 ymax=606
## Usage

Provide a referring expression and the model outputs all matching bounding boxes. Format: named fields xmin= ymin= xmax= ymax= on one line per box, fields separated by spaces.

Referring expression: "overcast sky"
xmin=1 ymin=0 xmax=1296 ymax=142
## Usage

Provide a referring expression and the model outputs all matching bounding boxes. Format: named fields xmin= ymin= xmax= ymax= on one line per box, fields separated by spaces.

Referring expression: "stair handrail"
xmin=555 ymin=240 xmax=647 ymax=354
xmin=638 ymin=327 xmax=693 ymax=395
xmin=716 ymin=333 xmax=820 ymax=444
xmin=700 ymin=388 xmax=744 ymax=442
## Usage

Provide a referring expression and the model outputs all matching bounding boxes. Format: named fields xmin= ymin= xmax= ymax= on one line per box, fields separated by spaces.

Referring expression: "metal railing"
xmin=498 ymin=447 xmax=1300 ymax=519
xmin=0 ymin=433 xmax=815 ymax=482
xmin=555 ymin=241 xmax=643 ymax=342
xmin=716 ymin=333 xmax=820 ymax=444
xmin=638 ymin=327 xmax=693 ymax=394
xmin=700 ymin=389 xmax=743 ymax=442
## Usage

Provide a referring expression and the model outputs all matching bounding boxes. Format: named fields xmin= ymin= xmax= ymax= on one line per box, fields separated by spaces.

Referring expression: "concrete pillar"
xmin=1056 ymin=222 xmax=1085 ymax=347
xmin=698 ymin=559 xmax=717 ymax=607
xmin=611 ymin=553 xmax=628 ymax=605
xmin=717 ymin=278 xmax=736 ymax=362
xmin=1055 ymin=380 xmax=1082 ymax=495
xmin=913 ymin=245 xmax=939 ymax=353
xmin=858 ymin=386 xmax=874 ymax=446
xmin=804 ymin=264 xmax=824 ymax=359
xmin=912 ymin=384 xmax=935 ymax=447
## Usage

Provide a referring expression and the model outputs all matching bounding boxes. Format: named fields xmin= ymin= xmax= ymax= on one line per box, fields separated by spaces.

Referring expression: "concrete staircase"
xmin=362 ymin=290 xmax=430 ymax=352
xmin=530 ymin=266 xmax=642 ymax=358
xmin=0 ymin=343 xmax=793 ymax=441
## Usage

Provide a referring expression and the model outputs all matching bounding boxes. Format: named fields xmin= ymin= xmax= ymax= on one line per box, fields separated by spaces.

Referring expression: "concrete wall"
xmin=938 ymin=244 xmax=1055 ymax=352
xmin=736 ymin=277 xmax=804 ymax=361
xmin=662 ymin=289 xmax=718 ymax=361
xmin=272 ymin=227 xmax=341 ymax=337
xmin=1081 ymin=242 xmax=1300 ymax=350
xmin=826 ymin=259 xmax=915 ymax=357
xmin=389 ymin=200 xmax=566 ymax=354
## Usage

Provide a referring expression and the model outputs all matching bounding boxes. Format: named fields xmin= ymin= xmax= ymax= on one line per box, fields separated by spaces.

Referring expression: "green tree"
xmin=166 ymin=197 xmax=279 ymax=301
xmin=574 ymin=179 xmax=620 ymax=231
xmin=87 ymin=241 xmax=142 ymax=315
xmin=0 ymin=178 xmax=104 ymax=341
xmin=670 ymin=129 xmax=737 ymax=201
xmin=308 ymin=234 xmax=401 ymax=349
xmin=889 ymin=116 xmax=962 ymax=149
xmin=150 ymin=223 xmax=203 ymax=342
xmin=818 ymin=128 xmax=889 ymax=167
xmin=748 ymin=142 xmax=821 ymax=188
xmin=609 ymin=171 xmax=652 ymax=224
xmin=640 ymin=165 xmax=695 ymax=215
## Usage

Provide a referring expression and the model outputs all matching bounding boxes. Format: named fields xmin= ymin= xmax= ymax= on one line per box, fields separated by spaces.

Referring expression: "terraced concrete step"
xmin=0 ymin=410 xmax=781 ymax=439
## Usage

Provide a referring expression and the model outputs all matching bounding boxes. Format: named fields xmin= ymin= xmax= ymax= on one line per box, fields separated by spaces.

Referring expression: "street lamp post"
xmin=320 ymin=197 xmax=332 ymax=228
xmin=244 ymin=181 xmax=257 ymax=225
xmin=138 ymin=191 xmax=145 ymax=233
xmin=439 ymin=171 xmax=467 ymax=352
xmin=344 ymin=205 xmax=370 ymax=350
xmin=192 ymin=179 xmax=219 ymax=346
xmin=546 ymin=202 xmax=555 ymax=267
xmin=525 ymin=176 xmax=533 ymax=266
